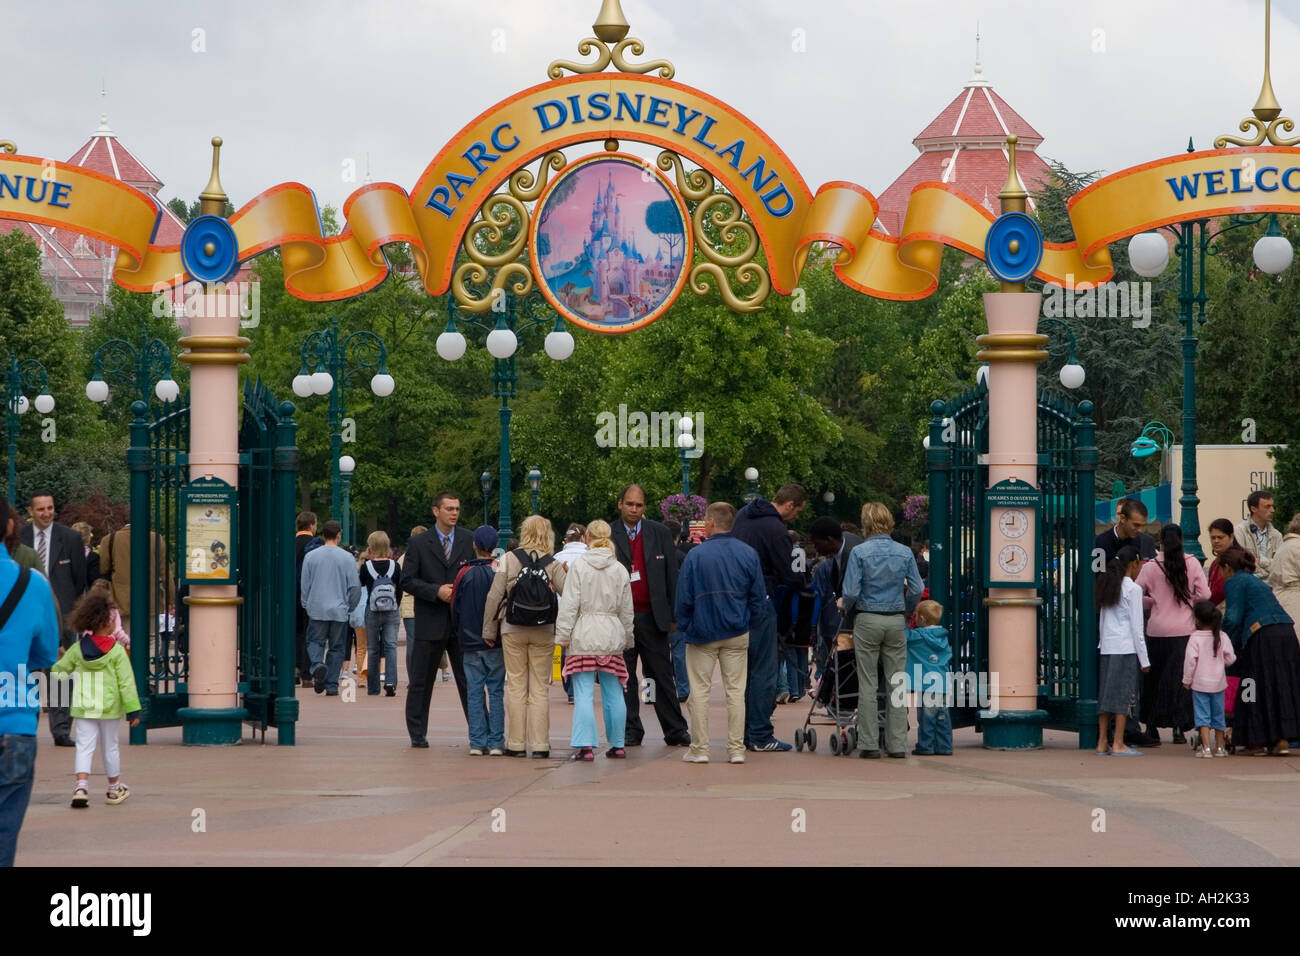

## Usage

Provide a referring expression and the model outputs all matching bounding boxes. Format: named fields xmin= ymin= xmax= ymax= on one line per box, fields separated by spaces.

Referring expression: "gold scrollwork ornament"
xmin=689 ymin=193 xmax=770 ymax=312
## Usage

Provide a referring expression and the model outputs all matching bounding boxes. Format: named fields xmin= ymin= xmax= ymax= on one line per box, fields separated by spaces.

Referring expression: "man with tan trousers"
xmin=674 ymin=502 xmax=767 ymax=764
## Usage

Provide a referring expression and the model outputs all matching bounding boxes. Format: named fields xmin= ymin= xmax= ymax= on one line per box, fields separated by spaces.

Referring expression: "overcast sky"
xmin=9 ymin=0 xmax=1300 ymax=216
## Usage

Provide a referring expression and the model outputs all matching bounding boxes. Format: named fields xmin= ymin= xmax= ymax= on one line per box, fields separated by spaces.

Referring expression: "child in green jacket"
xmin=51 ymin=592 xmax=141 ymax=807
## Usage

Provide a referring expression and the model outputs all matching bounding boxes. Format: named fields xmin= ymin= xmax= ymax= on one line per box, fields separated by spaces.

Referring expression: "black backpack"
xmin=505 ymin=549 xmax=558 ymax=627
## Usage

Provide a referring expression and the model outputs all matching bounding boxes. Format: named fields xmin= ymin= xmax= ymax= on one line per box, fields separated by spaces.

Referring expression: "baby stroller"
xmin=795 ymin=608 xmax=895 ymax=755
xmin=775 ymin=582 xmax=818 ymax=704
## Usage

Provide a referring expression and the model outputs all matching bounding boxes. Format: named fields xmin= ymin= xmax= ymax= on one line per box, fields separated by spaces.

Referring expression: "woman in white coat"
xmin=1269 ymin=514 xmax=1300 ymax=636
xmin=554 ymin=520 xmax=635 ymax=761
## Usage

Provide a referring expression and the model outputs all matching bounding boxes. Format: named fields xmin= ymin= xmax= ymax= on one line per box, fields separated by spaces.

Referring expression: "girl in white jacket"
xmin=555 ymin=520 xmax=635 ymax=761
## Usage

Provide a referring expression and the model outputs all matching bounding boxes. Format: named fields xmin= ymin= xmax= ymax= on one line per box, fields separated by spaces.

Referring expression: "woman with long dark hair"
xmin=1136 ymin=524 xmax=1210 ymax=743
xmin=1220 ymin=548 xmax=1300 ymax=755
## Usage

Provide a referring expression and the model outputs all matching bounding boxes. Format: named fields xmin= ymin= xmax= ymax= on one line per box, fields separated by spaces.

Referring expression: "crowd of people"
xmin=291 ymin=484 xmax=942 ymax=763
xmin=1094 ymin=492 xmax=1300 ymax=756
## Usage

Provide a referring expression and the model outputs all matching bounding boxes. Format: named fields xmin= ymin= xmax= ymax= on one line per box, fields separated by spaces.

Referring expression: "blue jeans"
xmin=365 ymin=609 xmax=401 ymax=694
xmin=0 ymin=734 xmax=37 ymax=867
xmin=463 ymin=649 xmax=505 ymax=750
xmin=778 ymin=644 xmax=809 ymax=698
xmin=570 ymin=670 xmax=627 ymax=748
xmin=744 ymin=599 xmax=779 ymax=746
xmin=306 ymin=619 xmax=349 ymax=692
xmin=671 ymin=628 xmax=690 ymax=701
xmin=1192 ymin=690 xmax=1226 ymax=731
xmin=916 ymin=706 xmax=952 ymax=754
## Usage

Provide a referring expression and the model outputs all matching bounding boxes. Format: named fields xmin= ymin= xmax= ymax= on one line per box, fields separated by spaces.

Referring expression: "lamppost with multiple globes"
xmin=437 ymin=295 xmax=573 ymax=552
xmin=1128 ymin=206 xmax=1293 ymax=559
xmin=676 ymin=416 xmax=698 ymax=497
xmin=85 ymin=328 xmax=181 ymax=409
xmin=291 ymin=317 xmax=395 ymax=545
xmin=3 ymin=355 xmax=55 ymax=502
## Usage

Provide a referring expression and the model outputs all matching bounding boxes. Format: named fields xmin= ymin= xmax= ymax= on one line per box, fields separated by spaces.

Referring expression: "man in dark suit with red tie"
xmin=21 ymin=490 xmax=87 ymax=746
xmin=401 ymin=492 xmax=473 ymax=747
xmin=610 ymin=484 xmax=691 ymax=747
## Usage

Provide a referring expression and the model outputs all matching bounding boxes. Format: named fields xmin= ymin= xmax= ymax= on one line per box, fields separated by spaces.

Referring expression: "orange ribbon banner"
xmin=5 ymin=72 xmax=1300 ymax=303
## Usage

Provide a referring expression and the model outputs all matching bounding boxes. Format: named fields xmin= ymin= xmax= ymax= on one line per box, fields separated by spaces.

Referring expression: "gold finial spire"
xmin=593 ymin=0 xmax=630 ymax=43
xmin=1252 ymin=0 xmax=1281 ymax=121
xmin=999 ymin=135 xmax=1027 ymax=214
xmin=198 ymin=136 xmax=227 ymax=216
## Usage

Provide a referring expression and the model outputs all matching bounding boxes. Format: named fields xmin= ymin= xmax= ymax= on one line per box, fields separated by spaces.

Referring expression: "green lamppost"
xmin=437 ymin=296 xmax=573 ymax=552
xmin=85 ymin=326 xmax=181 ymax=410
xmin=676 ymin=416 xmax=697 ymax=496
xmin=1129 ymin=193 xmax=1292 ymax=559
xmin=743 ymin=466 xmax=759 ymax=504
xmin=822 ymin=490 xmax=835 ymax=517
xmin=527 ymin=466 xmax=542 ymax=515
xmin=338 ymin=455 xmax=356 ymax=547
xmin=291 ymin=317 xmax=394 ymax=546
xmin=480 ymin=470 xmax=492 ymax=526
xmin=3 ymin=355 xmax=55 ymax=503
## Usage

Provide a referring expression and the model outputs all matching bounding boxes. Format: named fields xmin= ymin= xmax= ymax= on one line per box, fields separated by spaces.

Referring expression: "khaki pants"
xmin=853 ymin=612 xmax=908 ymax=755
xmin=685 ymin=634 xmax=749 ymax=759
xmin=502 ymin=628 xmax=554 ymax=752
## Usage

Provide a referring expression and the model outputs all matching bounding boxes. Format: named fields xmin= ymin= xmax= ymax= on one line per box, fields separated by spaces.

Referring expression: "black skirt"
xmin=1142 ymin=635 xmax=1194 ymax=731
xmin=1232 ymin=622 xmax=1300 ymax=749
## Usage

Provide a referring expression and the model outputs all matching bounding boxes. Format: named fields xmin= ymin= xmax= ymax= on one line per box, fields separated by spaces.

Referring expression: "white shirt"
xmin=1099 ymin=576 xmax=1150 ymax=668
xmin=555 ymin=541 xmax=588 ymax=567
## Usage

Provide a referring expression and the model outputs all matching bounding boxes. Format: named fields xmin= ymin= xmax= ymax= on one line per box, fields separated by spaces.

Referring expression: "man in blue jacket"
xmin=0 ymin=496 xmax=62 ymax=867
xmin=732 ymin=483 xmax=808 ymax=751
xmin=676 ymin=502 xmax=767 ymax=764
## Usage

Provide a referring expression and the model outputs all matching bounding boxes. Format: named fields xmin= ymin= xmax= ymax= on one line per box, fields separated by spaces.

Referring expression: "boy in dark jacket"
xmin=451 ymin=526 xmax=504 ymax=755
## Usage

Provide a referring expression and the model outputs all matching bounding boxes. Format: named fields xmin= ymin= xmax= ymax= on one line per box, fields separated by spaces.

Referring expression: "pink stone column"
xmin=178 ymin=292 xmax=249 ymax=717
xmin=980 ymin=293 xmax=1046 ymax=720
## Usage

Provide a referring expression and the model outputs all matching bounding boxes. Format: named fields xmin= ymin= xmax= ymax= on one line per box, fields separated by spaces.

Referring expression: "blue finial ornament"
xmin=984 ymin=211 xmax=1044 ymax=284
xmin=181 ymin=214 xmax=239 ymax=284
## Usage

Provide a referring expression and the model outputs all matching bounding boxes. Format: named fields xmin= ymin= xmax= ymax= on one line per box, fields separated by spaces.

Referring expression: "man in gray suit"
xmin=20 ymin=490 xmax=88 ymax=746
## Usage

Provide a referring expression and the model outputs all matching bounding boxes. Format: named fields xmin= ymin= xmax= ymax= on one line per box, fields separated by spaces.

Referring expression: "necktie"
xmin=37 ymin=529 xmax=47 ymax=572
xmin=628 ymin=526 xmax=637 ymax=543
xmin=443 ymin=532 xmax=452 ymax=562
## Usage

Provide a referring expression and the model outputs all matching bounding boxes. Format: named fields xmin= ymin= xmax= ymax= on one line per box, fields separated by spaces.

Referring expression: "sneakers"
xmin=1213 ymin=747 xmax=1229 ymax=757
xmin=747 ymin=739 xmax=792 ymax=752
xmin=776 ymin=691 xmax=791 ymax=704
xmin=488 ymin=748 xmax=504 ymax=756
xmin=469 ymin=748 xmax=484 ymax=756
xmin=682 ymin=753 xmax=709 ymax=763
xmin=105 ymin=784 xmax=129 ymax=805
xmin=70 ymin=785 xmax=89 ymax=809
xmin=312 ymin=663 xmax=326 ymax=694
xmin=728 ymin=754 xmax=745 ymax=764
xmin=384 ymin=685 xmax=396 ymax=697
xmin=1194 ymin=747 xmax=1213 ymax=758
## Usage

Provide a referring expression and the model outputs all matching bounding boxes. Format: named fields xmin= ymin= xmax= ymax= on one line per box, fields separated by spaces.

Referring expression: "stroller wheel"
xmin=806 ymin=727 xmax=817 ymax=752
xmin=846 ymin=727 xmax=858 ymax=753
xmin=794 ymin=728 xmax=805 ymax=752
xmin=829 ymin=732 xmax=840 ymax=755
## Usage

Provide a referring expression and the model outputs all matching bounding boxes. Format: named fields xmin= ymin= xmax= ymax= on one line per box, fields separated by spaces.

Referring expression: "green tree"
xmin=0 ymin=230 xmax=104 ymax=502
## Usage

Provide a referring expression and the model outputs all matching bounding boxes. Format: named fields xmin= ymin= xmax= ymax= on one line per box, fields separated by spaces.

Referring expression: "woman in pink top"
xmin=1136 ymin=525 xmax=1210 ymax=743
xmin=1182 ymin=600 xmax=1236 ymax=757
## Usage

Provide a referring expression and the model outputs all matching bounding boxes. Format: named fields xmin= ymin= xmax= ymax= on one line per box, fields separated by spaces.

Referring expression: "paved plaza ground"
xmin=15 ymin=659 xmax=1300 ymax=867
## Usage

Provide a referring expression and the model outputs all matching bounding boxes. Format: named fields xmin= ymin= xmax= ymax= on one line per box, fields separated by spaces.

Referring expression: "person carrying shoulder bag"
xmin=482 ymin=516 xmax=567 ymax=758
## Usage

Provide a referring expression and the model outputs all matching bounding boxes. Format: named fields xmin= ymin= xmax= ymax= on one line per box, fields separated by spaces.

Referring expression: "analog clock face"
xmin=998 ymin=544 xmax=1029 ymax=576
xmin=998 ymin=508 xmax=1029 ymax=539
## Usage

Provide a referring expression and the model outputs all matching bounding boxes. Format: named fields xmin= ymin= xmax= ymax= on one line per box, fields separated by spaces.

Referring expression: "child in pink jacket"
xmin=1182 ymin=600 xmax=1236 ymax=757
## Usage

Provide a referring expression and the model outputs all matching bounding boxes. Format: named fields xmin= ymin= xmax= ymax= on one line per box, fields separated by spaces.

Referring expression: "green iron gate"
xmin=126 ymin=381 xmax=300 ymax=744
xmin=926 ymin=384 xmax=1098 ymax=748
xmin=237 ymin=380 xmax=300 ymax=744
